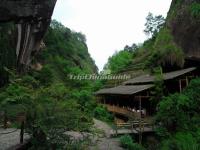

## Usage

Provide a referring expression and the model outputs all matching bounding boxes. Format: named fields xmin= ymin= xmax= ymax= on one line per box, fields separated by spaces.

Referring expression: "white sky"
xmin=52 ymin=0 xmax=172 ymax=71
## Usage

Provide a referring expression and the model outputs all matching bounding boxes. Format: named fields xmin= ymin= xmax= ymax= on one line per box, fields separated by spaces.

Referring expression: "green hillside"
xmin=0 ymin=0 xmax=200 ymax=149
xmin=0 ymin=20 xmax=103 ymax=149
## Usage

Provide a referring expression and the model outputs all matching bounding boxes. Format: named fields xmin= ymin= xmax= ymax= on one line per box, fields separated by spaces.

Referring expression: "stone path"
xmin=0 ymin=120 xmax=124 ymax=150
xmin=89 ymin=119 xmax=124 ymax=150
xmin=0 ymin=128 xmax=30 ymax=150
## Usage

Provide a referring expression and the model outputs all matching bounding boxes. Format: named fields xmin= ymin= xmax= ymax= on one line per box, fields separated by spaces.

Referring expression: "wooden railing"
xmin=103 ymin=104 xmax=141 ymax=118
xmin=116 ymin=120 xmax=154 ymax=129
xmin=113 ymin=120 xmax=155 ymax=137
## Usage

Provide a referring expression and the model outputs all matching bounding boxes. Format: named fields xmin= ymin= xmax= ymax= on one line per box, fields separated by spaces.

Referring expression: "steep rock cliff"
xmin=0 ymin=0 xmax=57 ymax=71
xmin=167 ymin=0 xmax=200 ymax=61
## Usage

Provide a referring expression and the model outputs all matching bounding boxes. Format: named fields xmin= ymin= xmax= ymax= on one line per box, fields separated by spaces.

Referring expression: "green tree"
xmin=144 ymin=12 xmax=165 ymax=37
xmin=156 ymin=78 xmax=200 ymax=149
xmin=124 ymin=43 xmax=138 ymax=53
xmin=150 ymin=67 xmax=164 ymax=113
xmin=0 ymin=74 xmax=93 ymax=149
xmin=105 ymin=50 xmax=133 ymax=73
xmin=146 ymin=28 xmax=184 ymax=69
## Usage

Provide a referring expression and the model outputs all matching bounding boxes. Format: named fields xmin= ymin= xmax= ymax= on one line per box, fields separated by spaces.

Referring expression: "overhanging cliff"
xmin=0 ymin=0 xmax=57 ymax=72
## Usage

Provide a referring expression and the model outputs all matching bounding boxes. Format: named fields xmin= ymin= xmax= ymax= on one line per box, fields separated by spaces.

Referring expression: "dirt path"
xmin=0 ymin=128 xmax=30 ymax=150
xmin=89 ymin=119 xmax=124 ymax=150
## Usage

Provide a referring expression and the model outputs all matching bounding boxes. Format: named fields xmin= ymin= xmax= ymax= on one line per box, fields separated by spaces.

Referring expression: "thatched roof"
xmin=124 ymin=67 xmax=196 ymax=85
xmin=95 ymin=85 xmax=154 ymax=95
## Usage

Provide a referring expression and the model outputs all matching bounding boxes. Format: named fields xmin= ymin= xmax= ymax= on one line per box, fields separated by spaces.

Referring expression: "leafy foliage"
xmin=120 ymin=134 xmax=134 ymax=148
xmin=156 ymin=93 xmax=191 ymax=132
xmin=0 ymin=20 xmax=101 ymax=149
xmin=105 ymin=50 xmax=133 ymax=73
xmin=124 ymin=43 xmax=139 ymax=53
xmin=31 ymin=65 xmax=53 ymax=86
xmin=42 ymin=20 xmax=98 ymax=77
xmin=120 ymin=135 xmax=145 ymax=150
xmin=93 ymin=105 xmax=114 ymax=122
xmin=104 ymin=11 xmax=183 ymax=74
xmin=161 ymin=132 xmax=200 ymax=150
xmin=146 ymin=28 xmax=184 ymax=69
xmin=156 ymin=78 xmax=200 ymax=149
xmin=0 ymin=72 xmax=94 ymax=149
xmin=190 ymin=2 xmax=200 ymax=18
xmin=144 ymin=12 xmax=165 ymax=37
xmin=150 ymin=67 xmax=164 ymax=113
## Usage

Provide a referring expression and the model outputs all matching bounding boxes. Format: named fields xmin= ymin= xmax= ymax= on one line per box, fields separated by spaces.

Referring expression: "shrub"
xmin=155 ymin=127 xmax=170 ymax=139
xmin=161 ymin=132 xmax=200 ymax=150
xmin=190 ymin=2 xmax=200 ymax=18
xmin=120 ymin=134 xmax=134 ymax=148
xmin=156 ymin=93 xmax=192 ymax=132
xmin=120 ymin=135 xmax=145 ymax=150
xmin=93 ymin=105 xmax=113 ymax=122
xmin=156 ymin=78 xmax=200 ymax=133
xmin=146 ymin=28 xmax=184 ymax=68
xmin=156 ymin=78 xmax=200 ymax=149
xmin=33 ymin=65 xmax=53 ymax=86
xmin=130 ymin=143 xmax=146 ymax=150
xmin=106 ymin=50 xmax=133 ymax=73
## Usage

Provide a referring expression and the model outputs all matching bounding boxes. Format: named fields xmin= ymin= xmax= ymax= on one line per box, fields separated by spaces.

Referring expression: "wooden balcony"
xmin=103 ymin=104 xmax=140 ymax=118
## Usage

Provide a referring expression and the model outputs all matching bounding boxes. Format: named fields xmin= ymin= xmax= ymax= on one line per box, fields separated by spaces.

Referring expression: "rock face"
xmin=167 ymin=0 xmax=200 ymax=61
xmin=0 ymin=0 xmax=57 ymax=72
xmin=0 ymin=0 xmax=56 ymax=22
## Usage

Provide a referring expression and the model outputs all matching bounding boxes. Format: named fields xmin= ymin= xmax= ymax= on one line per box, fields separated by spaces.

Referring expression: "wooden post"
xmin=186 ymin=76 xmax=189 ymax=86
xmin=115 ymin=124 xmax=118 ymax=136
xmin=179 ymin=79 xmax=182 ymax=93
xmin=20 ymin=121 xmax=25 ymax=144
xmin=3 ymin=110 xmax=7 ymax=129
xmin=139 ymin=96 xmax=142 ymax=145
xmin=97 ymin=96 xmax=101 ymax=103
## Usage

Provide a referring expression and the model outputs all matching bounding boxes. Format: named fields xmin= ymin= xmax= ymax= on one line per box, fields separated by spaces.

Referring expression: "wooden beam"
xmin=179 ymin=79 xmax=182 ymax=93
xmin=135 ymin=96 xmax=151 ymax=99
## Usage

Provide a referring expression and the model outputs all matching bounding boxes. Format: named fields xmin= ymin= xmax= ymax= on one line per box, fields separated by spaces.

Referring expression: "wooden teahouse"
xmin=95 ymin=67 xmax=198 ymax=126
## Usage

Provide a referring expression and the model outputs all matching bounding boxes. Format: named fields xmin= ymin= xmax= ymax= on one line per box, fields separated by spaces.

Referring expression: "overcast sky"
xmin=52 ymin=0 xmax=172 ymax=71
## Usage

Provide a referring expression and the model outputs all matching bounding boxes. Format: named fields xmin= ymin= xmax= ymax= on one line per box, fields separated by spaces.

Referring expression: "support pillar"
xmin=179 ymin=79 xmax=182 ymax=93
xmin=3 ymin=110 xmax=8 ymax=129
xmin=186 ymin=76 xmax=189 ymax=86
xmin=139 ymin=96 xmax=142 ymax=145
xmin=20 ymin=121 xmax=24 ymax=144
